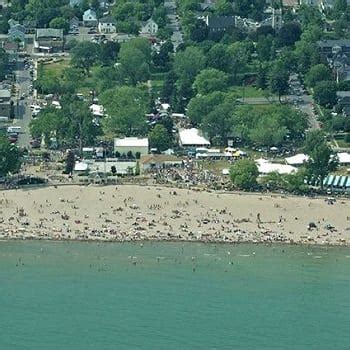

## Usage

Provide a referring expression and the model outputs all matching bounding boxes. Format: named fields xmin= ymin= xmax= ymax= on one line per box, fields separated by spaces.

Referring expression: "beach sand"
xmin=0 ymin=185 xmax=349 ymax=245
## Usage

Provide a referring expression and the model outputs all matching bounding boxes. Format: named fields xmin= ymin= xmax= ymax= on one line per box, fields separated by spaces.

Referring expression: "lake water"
xmin=1 ymin=241 xmax=350 ymax=349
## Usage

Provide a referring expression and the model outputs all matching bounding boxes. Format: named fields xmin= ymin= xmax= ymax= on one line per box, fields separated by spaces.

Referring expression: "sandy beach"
xmin=0 ymin=184 xmax=349 ymax=245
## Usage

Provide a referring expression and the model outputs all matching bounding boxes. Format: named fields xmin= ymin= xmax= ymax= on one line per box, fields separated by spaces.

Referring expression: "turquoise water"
xmin=1 ymin=241 xmax=350 ymax=349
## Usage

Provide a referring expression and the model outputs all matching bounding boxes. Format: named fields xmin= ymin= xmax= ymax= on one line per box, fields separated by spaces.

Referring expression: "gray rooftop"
xmin=0 ymin=89 xmax=11 ymax=99
xmin=36 ymin=28 xmax=63 ymax=39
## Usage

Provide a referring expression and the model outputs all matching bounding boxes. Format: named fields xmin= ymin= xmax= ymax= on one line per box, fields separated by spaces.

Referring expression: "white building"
xmin=83 ymin=9 xmax=98 ymax=27
xmin=98 ymin=16 xmax=116 ymax=33
xmin=179 ymin=128 xmax=210 ymax=148
xmin=114 ymin=137 xmax=149 ymax=156
xmin=140 ymin=18 xmax=158 ymax=36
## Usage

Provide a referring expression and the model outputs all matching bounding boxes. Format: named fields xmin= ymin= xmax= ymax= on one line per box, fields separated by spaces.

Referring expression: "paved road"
xmin=240 ymin=94 xmax=320 ymax=130
xmin=12 ymin=58 xmax=34 ymax=148
xmin=164 ymin=0 xmax=183 ymax=50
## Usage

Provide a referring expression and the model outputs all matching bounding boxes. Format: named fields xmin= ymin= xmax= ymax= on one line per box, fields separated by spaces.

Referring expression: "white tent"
xmin=285 ymin=153 xmax=309 ymax=166
xmin=256 ymin=158 xmax=297 ymax=175
xmin=337 ymin=152 xmax=350 ymax=165
xmin=179 ymin=128 xmax=210 ymax=148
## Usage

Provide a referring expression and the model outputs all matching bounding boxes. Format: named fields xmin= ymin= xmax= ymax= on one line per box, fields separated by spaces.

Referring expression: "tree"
xmin=0 ymin=48 xmax=8 ymax=80
xmin=0 ymin=136 xmax=21 ymax=176
xmin=268 ymin=60 xmax=289 ymax=102
xmin=49 ymin=17 xmax=69 ymax=34
xmin=304 ymin=130 xmax=338 ymax=188
xmin=313 ymin=81 xmax=337 ymax=108
xmin=187 ymin=91 xmax=226 ymax=125
xmin=152 ymin=40 xmax=173 ymax=68
xmin=101 ymin=86 xmax=147 ymax=137
xmin=305 ymin=64 xmax=332 ymax=88
xmin=256 ymin=35 xmax=274 ymax=62
xmin=229 ymin=159 xmax=259 ymax=190
xmin=30 ymin=107 xmax=66 ymax=146
xmin=207 ymin=43 xmax=231 ymax=72
xmin=227 ymin=41 xmax=251 ymax=83
xmin=100 ymin=41 xmax=120 ymax=65
xmin=71 ymin=41 xmax=100 ymax=75
xmin=148 ymin=124 xmax=172 ymax=152
xmin=65 ymin=150 xmax=75 ymax=175
xmin=202 ymin=101 xmax=235 ymax=144
xmin=118 ymin=44 xmax=150 ymax=85
xmin=173 ymin=46 xmax=206 ymax=84
xmin=193 ymin=68 xmax=229 ymax=95
xmin=277 ymin=22 xmax=301 ymax=47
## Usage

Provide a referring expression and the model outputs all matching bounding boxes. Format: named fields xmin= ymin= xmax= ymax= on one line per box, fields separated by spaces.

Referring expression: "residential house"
xmin=98 ymin=16 xmax=116 ymax=33
xmin=7 ymin=18 xmax=18 ymax=28
xmin=140 ymin=18 xmax=159 ymax=36
xmin=114 ymin=137 xmax=149 ymax=156
xmin=336 ymin=92 xmax=350 ymax=116
xmin=69 ymin=16 xmax=80 ymax=31
xmin=205 ymin=15 xmax=235 ymax=34
xmin=0 ymin=89 xmax=11 ymax=119
xmin=23 ymin=19 xmax=37 ymax=34
xmin=83 ymin=9 xmax=98 ymax=27
xmin=317 ymin=40 xmax=350 ymax=57
xmin=69 ymin=0 xmax=83 ymax=7
xmin=8 ymin=24 xmax=26 ymax=46
xmin=34 ymin=28 xmax=64 ymax=53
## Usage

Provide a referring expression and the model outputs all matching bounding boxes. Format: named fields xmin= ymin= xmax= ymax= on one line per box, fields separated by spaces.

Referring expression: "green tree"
xmin=101 ymin=86 xmax=147 ymax=137
xmin=313 ymin=81 xmax=337 ymax=108
xmin=118 ymin=44 xmax=150 ymax=85
xmin=229 ymin=159 xmax=259 ymax=190
xmin=0 ymin=136 xmax=21 ymax=176
xmin=268 ymin=60 xmax=289 ymax=102
xmin=207 ymin=43 xmax=231 ymax=72
xmin=148 ymin=124 xmax=171 ymax=151
xmin=100 ymin=41 xmax=120 ymax=65
xmin=227 ymin=41 xmax=251 ymax=83
xmin=30 ymin=107 xmax=66 ymax=146
xmin=202 ymin=101 xmax=235 ymax=144
xmin=305 ymin=64 xmax=332 ymax=88
xmin=304 ymin=130 xmax=338 ymax=189
xmin=193 ymin=68 xmax=229 ymax=95
xmin=187 ymin=91 xmax=226 ymax=125
xmin=173 ymin=46 xmax=206 ymax=84
xmin=49 ymin=16 xmax=69 ymax=34
xmin=71 ymin=41 xmax=100 ymax=75
xmin=277 ymin=22 xmax=301 ymax=47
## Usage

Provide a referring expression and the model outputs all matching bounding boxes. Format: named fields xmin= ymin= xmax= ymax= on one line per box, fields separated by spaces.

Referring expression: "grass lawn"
xmin=151 ymin=72 xmax=166 ymax=95
xmin=41 ymin=59 xmax=70 ymax=78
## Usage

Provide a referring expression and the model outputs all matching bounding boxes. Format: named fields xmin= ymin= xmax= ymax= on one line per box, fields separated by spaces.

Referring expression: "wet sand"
xmin=0 ymin=185 xmax=349 ymax=245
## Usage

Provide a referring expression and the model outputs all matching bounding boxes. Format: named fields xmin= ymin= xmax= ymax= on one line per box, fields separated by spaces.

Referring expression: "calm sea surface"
xmin=1 ymin=241 xmax=350 ymax=349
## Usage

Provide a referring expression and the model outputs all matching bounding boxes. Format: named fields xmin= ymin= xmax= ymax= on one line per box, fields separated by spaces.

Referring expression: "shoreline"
xmin=1 ymin=184 xmax=349 ymax=247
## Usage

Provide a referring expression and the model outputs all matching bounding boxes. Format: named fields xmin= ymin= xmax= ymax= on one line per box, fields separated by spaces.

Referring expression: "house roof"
xmin=206 ymin=15 xmax=235 ymax=29
xmin=36 ymin=28 xmax=63 ymax=39
xmin=70 ymin=0 xmax=83 ymax=6
xmin=9 ymin=24 xmax=25 ymax=33
xmin=114 ymin=137 xmax=149 ymax=148
xmin=317 ymin=39 xmax=350 ymax=49
xmin=99 ymin=16 xmax=115 ymax=24
xmin=179 ymin=128 xmax=210 ymax=146
xmin=0 ymin=89 xmax=11 ymax=99
xmin=83 ymin=9 xmax=97 ymax=20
